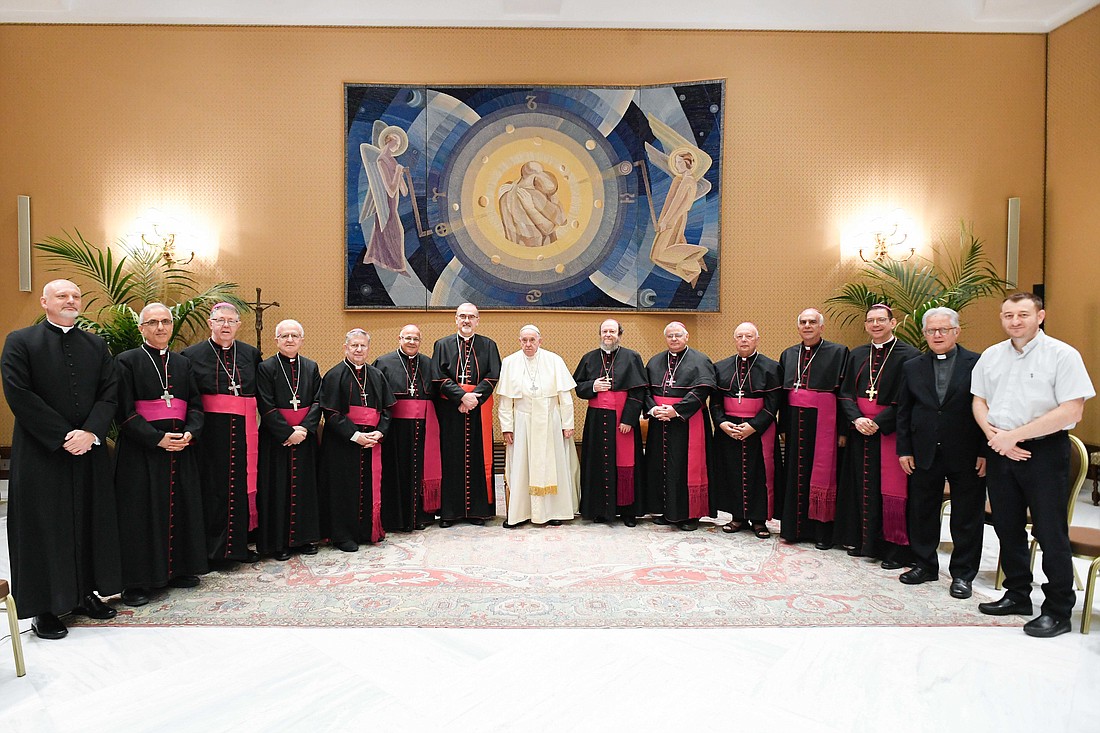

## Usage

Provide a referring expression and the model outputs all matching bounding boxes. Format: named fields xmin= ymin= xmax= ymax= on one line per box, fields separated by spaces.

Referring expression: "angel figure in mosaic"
xmin=645 ymin=115 xmax=712 ymax=287
xmin=360 ymin=122 xmax=411 ymax=275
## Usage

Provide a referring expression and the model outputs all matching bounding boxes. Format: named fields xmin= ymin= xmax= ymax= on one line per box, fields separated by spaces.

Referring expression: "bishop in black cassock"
xmin=1 ymin=279 xmax=121 ymax=638
xmin=320 ymin=329 xmax=395 ymax=551
xmin=256 ymin=319 xmax=322 ymax=560
xmin=115 ymin=305 xmax=207 ymax=605
xmin=573 ymin=319 xmax=647 ymax=525
xmin=431 ymin=304 xmax=501 ymax=527
xmin=374 ymin=325 xmax=441 ymax=532
xmin=641 ymin=322 xmax=716 ymax=530
xmin=711 ymin=323 xmax=783 ymax=537
xmin=778 ymin=308 xmax=849 ymax=547
xmin=181 ymin=305 xmax=262 ymax=564
xmin=836 ymin=305 xmax=920 ymax=566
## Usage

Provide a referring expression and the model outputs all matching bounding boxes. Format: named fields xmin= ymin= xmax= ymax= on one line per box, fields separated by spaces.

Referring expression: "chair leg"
xmin=4 ymin=594 xmax=26 ymax=677
xmin=1082 ymin=558 xmax=1100 ymax=635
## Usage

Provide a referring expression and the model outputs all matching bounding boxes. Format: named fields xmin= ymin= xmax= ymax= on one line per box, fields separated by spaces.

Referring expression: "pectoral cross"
xmin=289 ymin=395 xmax=301 ymax=410
xmin=457 ymin=372 xmax=467 ymax=383
xmin=735 ymin=389 xmax=745 ymax=403
xmin=229 ymin=381 xmax=241 ymax=396
xmin=161 ymin=389 xmax=174 ymax=408
xmin=360 ymin=391 xmax=368 ymax=405
xmin=793 ymin=380 xmax=802 ymax=390
xmin=666 ymin=377 xmax=675 ymax=387
xmin=409 ymin=384 xmax=417 ymax=397
xmin=865 ymin=385 xmax=877 ymax=400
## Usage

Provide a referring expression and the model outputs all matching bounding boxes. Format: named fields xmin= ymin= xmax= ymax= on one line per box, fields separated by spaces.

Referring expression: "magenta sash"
xmin=390 ymin=398 xmax=443 ymax=513
xmin=277 ymin=407 xmax=309 ymax=427
xmin=654 ymin=396 xmax=708 ymax=517
xmin=788 ymin=388 xmax=839 ymax=522
xmin=346 ymin=405 xmax=384 ymax=543
xmin=134 ymin=398 xmax=187 ymax=423
xmin=591 ymin=390 xmax=635 ymax=505
xmin=857 ymin=397 xmax=908 ymax=545
xmin=202 ymin=393 xmax=260 ymax=531
xmin=724 ymin=397 xmax=777 ymax=518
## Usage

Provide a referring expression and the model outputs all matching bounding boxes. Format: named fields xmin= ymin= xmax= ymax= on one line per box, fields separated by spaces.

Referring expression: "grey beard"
xmin=600 ymin=343 xmax=619 ymax=354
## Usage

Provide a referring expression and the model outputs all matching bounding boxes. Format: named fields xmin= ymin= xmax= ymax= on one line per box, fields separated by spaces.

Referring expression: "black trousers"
xmin=906 ymin=449 xmax=985 ymax=580
xmin=986 ymin=432 xmax=1074 ymax=619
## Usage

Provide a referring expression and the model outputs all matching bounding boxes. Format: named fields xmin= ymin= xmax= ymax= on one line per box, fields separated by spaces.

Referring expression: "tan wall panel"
xmin=1048 ymin=6 xmax=1100 ymax=444
xmin=0 ymin=25 xmax=1046 ymax=441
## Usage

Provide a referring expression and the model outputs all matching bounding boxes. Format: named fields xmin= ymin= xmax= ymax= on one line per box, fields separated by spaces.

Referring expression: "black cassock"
xmin=320 ymin=360 xmax=395 ymax=544
xmin=115 ymin=345 xmax=208 ymax=587
xmin=573 ymin=347 xmax=647 ymax=521
xmin=778 ymin=339 xmax=849 ymax=543
xmin=1 ymin=322 xmax=121 ymax=618
xmin=431 ymin=334 xmax=501 ymax=521
xmin=835 ymin=337 xmax=920 ymax=559
xmin=642 ymin=348 xmax=717 ymax=521
xmin=256 ymin=353 xmax=322 ymax=554
xmin=374 ymin=350 xmax=439 ymax=532
xmin=180 ymin=338 xmax=262 ymax=561
xmin=710 ymin=353 xmax=783 ymax=523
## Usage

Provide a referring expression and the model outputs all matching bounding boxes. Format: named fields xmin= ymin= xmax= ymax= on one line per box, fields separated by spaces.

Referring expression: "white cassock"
xmin=496 ymin=348 xmax=581 ymax=524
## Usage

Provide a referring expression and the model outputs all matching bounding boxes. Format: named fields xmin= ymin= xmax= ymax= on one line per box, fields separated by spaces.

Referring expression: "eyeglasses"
xmin=141 ymin=319 xmax=174 ymax=328
xmin=864 ymin=317 xmax=891 ymax=325
xmin=457 ymin=314 xmax=479 ymax=321
xmin=923 ymin=327 xmax=957 ymax=337
xmin=400 ymin=336 xmax=421 ymax=342
xmin=210 ymin=318 xmax=240 ymax=326
xmin=665 ymin=332 xmax=686 ymax=338
xmin=276 ymin=333 xmax=302 ymax=340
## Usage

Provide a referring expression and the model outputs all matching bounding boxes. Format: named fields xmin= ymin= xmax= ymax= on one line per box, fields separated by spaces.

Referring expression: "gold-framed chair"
xmin=0 ymin=578 xmax=27 ymax=677
xmin=1069 ymin=527 xmax=1100 ymax=633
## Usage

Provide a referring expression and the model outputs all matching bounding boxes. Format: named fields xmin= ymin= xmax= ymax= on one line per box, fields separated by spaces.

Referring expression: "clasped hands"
xmin=283 ymin=425 xmax=309 ymax=446
xmin=63 ymin=429 xmax=97 ymax=455
xmin=853 ymin=417 xmax=879 ymax=436
xmin=649 ymin=404 xmax=678 ymax=421
xmin=458 ymin=391 xmax=480 ymax=413
xmin=721 ymin=420 xmax=756 ymax=441
xmin=156 ymin=431 xmax=193 ymax=452
xmin=986 ymin=426 xmax=1031 ymax=461
xmin=355 ymin=430 xmax=383 ymax=448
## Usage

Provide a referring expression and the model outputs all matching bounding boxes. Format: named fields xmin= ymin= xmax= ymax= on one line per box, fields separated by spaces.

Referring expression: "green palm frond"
xmin=33 ymin=229 xmax=248 ymax=355
xmin=826 ymin=221 xmax=1009 ymax=350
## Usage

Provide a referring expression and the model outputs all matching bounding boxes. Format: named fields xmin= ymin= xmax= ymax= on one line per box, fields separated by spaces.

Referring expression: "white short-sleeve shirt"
xmin=971 ymin=329 xmax=1095 ymax=431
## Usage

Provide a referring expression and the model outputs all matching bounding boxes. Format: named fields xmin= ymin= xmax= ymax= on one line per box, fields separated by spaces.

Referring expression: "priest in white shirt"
xmin=496 ymin=325 xmax=581 ymax=528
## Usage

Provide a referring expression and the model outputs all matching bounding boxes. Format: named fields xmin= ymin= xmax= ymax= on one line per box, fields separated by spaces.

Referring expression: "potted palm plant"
xmin=825 ymin=221 xmax=1010 ymax=349
xmin=35 ymin=228 xmax=248 ymax=355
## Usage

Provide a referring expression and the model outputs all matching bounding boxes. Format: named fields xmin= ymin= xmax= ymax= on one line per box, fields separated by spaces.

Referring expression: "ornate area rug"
xmin=75 ymin=518 xmax=1017 ymax=629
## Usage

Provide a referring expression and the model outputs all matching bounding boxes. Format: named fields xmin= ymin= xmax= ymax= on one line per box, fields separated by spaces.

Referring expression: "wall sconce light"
xmin=857 ymin=211 xmax=916 ymax=263
xmin=142 ymin=223 xmax=193 ymax=267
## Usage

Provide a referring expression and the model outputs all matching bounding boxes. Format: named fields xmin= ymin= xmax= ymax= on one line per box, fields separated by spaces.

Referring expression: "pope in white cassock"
xmin=496 ymin=325 xmax=581 ymax=527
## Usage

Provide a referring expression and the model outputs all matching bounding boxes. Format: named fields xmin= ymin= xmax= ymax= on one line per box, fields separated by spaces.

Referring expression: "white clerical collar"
xmin=872 ymin=338 xmax=895 ymax=350
xmin=46 ymin=318 xmax=75 ymax=333
xmin=934 ymin=347 xmax=956 ymax=361
xmin=143 ymin=341 xmax=168 ymax=356
xmin=740 ymin=352 xmax=758 ymax=360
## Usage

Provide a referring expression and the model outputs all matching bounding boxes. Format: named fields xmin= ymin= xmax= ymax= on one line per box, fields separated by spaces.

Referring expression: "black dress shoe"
xmin=334 ymin=540 xmax=359 ymax=552
xmin=502 ymin=520 xmax=528 ymax=529
xmin=899 ymin=566 xmax=939 ymax=585
xmin=413 ymin=523 xmax=427 ymax=531
xmin=468 ymin=518 xmax=486 ymax=526
xmin=71 ymin=593 xmax=118 ymax=619
xmin=880 ymin=559 xmax=904 ymax=570
xmin=814 ymin=541 xmax=834 ymax=551
xmin=32 ymin=613 xmax=68 ymax=640
xmin=622 ymin=516 xmax=637 ymax=527
xmin=593 ymin=516 xmax=608 ymax=524
xmin=439 ymin=519 xmax=454 ymax=528
xmin=244 ymin=549 xmax=260 ymax=563
xmin=1023 ymin=614 xmax=1072 ymax=638
xmin=846 ymin=547 xmax=863 ymax=557
xmin=297 ymin=543 xmax=319 ymax=555
xmin=677 ymin=520 xmax=699 ymax=531
xmin=978 ymin=596 xmax=1033 ymax=616
xmin=273 ymin=549 xmax=293 ymax=561
xmin=168 ymin=575 xmax=200 ymax=589
xmin=653 ymin=516 xmax=671 ymax=526
xmin=949 ymin=578 xmax=973 ymax=599
xmin=121 ymin=588 xmax=150 ymax=607
xmin=547 ymin=519 xmax=564 ymax=526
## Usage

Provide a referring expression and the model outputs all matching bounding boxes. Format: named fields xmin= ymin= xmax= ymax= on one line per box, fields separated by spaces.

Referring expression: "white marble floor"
xmin=1 ymin=484 xmax=1099 ymax=732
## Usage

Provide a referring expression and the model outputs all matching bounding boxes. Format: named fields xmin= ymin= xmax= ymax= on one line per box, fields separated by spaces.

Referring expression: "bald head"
xmin=40 ymin=279 xmax=82 ymax=326
xmin=398 ymin=323 xmax=422 ymax=356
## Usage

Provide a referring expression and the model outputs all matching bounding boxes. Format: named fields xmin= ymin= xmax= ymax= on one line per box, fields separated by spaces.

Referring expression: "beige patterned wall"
xmin=1048 ymin=6 xmax=1100 ymax=445
xmin=0 ymin=25 xmax=1050 ymax=441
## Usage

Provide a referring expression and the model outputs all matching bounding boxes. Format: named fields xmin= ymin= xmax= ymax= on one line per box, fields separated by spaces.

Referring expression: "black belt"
xmin=1019 ymin=430 xmax=1068 ymax=444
